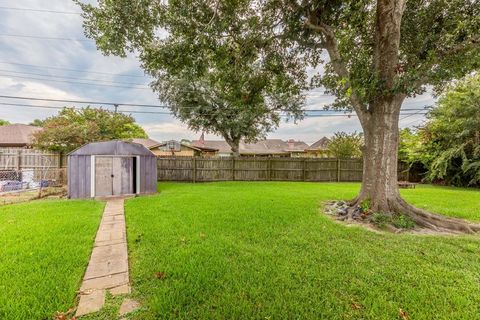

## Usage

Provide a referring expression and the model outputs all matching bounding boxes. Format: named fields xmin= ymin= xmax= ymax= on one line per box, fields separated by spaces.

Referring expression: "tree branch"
xmin=305 ymin=19 xmax=367 ymax=122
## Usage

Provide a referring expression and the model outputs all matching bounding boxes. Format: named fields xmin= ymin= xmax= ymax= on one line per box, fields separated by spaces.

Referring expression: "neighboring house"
xmin=0 ymin=124 xmax=66 ymax=170
xmin=192 ymin=138 xmax=310 ymax=157
xmin=284 ymin=139 xmax=310 ymax=157
xmin=0 ymin=124 xmax=41 ymax=148
xmin=131 ymin=138 xmax=217 ymax=157
xmin=305 ymin=137 xmax=331 ymax=158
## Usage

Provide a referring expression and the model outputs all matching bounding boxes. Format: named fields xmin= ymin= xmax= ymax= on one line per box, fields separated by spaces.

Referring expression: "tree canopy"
xmin=32 ymin=107 xmax=147 ymax=153
xmin=327 ymin=132 xmax=363 ymax=159
xmin=29 ymin=119 xmax=47 ymax=127
xmin=77 ymin=0 xmax=306 ymax=155
xmin=401 ymin=74 xmax=480 ymax=187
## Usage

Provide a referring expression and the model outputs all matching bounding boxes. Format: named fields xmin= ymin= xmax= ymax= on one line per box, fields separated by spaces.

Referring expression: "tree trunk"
xmin=355 ymin=97 xmax=402 ymax=212
xmin=349 ymin=97 xmax=480 ymax=233
xmin=226 ymin=140 xmax=240 ymax=157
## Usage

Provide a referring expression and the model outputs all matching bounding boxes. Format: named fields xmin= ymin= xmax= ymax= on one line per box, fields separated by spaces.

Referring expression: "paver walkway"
xmin=76 ymin=197 xmax=130 ymax=317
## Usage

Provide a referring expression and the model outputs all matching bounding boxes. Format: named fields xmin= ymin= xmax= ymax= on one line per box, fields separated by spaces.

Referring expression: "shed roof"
xmin=69 ymin=140 xmax=155 ymax=156
xmin=0 ymin=124 xmax=42 ymax=147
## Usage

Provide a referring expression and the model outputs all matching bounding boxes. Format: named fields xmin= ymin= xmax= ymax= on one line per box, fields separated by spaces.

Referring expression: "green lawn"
xmin=124 ymin=182 xmax=480 ymax=320
xmin=0 ymin=200 xmax=104 ymax=320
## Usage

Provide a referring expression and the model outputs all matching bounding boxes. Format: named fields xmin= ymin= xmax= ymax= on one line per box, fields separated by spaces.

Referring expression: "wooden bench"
xmin=398 ymin=181 xmax=417 ymax=189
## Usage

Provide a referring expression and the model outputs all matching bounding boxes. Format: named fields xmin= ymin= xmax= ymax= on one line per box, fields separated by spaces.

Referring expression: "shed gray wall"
xmin=68 ymin=154 xmax=157 ymax=198
xmin=139 ymin=155 xmax=157 ymax=194
xmin=68 ymin=155 xmax=91 ymax=199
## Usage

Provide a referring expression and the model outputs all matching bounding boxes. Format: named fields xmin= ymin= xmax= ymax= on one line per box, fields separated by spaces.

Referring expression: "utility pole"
xmin=114 ymin=104 xmax=119 ymax=113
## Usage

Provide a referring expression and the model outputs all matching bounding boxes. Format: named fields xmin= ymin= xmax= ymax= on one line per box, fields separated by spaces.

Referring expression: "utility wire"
xmin=0 ymin=61 xmax=147 ymax=78
xmin=0 ymin=6 xmax=82 ymax=15
xmin=0 ymin=95 xmax=169 ymax=108
xmin=0 ymin=101 xmax=428 ymax=119
xmin=0 ymin=69 xmax=149 ymax=86
xmin=0 ymin=33 xmax=93 ymax=42
xmin=0 ymin=74 xmax=150 ymax=90
xmin=0 ymin=95 xmax=430 ymax=113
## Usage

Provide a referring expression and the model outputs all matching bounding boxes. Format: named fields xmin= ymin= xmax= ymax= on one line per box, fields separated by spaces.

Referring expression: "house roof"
xmin=284 ymin=140 xmax=309 ymax=152
xmin=130 ymin=138 xmax=162 ymax=149
xmin=0 ymin=124 xmax=42 ymax=147
xmin=192 ymin=139 xmax=309 ymax=155
xmin=157 ymin=140 xmax=214 ymax=152
xmin=307 ymin=137 xmax=331 ymax=151
xmin=192 ymin=140 xmax=231 ymax=153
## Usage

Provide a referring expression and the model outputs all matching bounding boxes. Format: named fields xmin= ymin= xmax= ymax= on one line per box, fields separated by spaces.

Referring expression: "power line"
xmin=400 ymin=109 xmax=427 ymax=120
xmin=0 ymin=33 xmax=93 ymax=42
xmin=0 ymin=6 xmax=82 ymax=15
xmin=0 ymin=102 xmax=172 ymax=115
xmin=0 ymin=74 xmax=150 ymax=90
xmin=0 ymin=69 xmax=148 ymax=86
xmin=0 ymin=61 xmax=147 ymax=78
xmin=0 ymin=95 xmax=168 ymax=108
xmin=0 ymin=95 xmax=429 ymax=114
xmin=0 ymin=100 xmax=428 ymax=120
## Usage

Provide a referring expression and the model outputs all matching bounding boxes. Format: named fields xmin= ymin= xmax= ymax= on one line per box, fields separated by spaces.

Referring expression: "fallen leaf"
xmin=351 ymin=301 xmax=362 ymax=310
xmin=155 ymin=271 xmax=166 ymax=280
xmin=399 ymin=308 xmax=409 ymax=320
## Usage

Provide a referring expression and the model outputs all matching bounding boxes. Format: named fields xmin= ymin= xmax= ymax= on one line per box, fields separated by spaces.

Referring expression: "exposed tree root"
xmin=330 ymin=196 xmax=480 ymax=234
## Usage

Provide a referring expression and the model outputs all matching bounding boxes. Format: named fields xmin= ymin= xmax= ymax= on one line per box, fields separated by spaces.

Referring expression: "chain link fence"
xmin=0 ymin=168 xmax=67 ymax=193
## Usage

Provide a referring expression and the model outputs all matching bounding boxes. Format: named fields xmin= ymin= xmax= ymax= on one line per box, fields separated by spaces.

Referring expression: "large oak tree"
xmin=271 ymin=0 xmax=479 ymax=232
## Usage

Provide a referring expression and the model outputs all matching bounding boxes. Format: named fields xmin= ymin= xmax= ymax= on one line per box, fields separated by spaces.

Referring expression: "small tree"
xmin=0 ymin=119 xmax=10 ymax=126
xmin=29 ymin=119 xmax=46 ymax=127
xmin=419 ymin=74 xmax=480 ymax=186
xmin=328 ymin=132 xmax=363 ymax=159
xmin=76 ymin=0 xmax=305 ymax=156
xmin=33 ymin=107 xmax=147 ymax=153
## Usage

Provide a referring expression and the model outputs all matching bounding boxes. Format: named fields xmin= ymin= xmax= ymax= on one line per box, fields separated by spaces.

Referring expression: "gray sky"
xmin=0 ymin=0 xmax=431 ymax=144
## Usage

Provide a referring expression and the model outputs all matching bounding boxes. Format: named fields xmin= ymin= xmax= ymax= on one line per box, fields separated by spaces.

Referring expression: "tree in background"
xmin=419 ymin=74 xmax=480 ymax=187
xmin=0 ymin=119 xmax=9 ymax=126
xmin=327 ymin=132 xmax=363 ymax=159
xmin=77 ymin=1 xmax=305 ymax=156
xmin=270 ymin=0 xmax=480 ymax=231
xmin=32 ymin=107 xmax=147 ymax=153
xmin=29 ymin=119 xmax=47 ymax=127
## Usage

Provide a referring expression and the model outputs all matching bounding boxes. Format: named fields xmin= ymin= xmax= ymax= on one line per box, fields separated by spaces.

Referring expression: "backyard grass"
xmin=123 ymin=182 xmax=480 ymax=320
xmin=0 ymin=199 xmax=104 ymax=320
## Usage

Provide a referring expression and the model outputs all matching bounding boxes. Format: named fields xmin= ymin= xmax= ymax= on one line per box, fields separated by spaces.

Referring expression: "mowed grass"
xmin=401 ymin=184 xmax=480 ymax=221
xmin=0 ymin=200 xmax=104 ymax=320
xmin=124 ymin=182 xmax=480 ymax=320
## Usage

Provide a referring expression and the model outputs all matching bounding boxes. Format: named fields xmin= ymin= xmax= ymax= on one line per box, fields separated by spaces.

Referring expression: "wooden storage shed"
xmin=68 ymin=141 xmax=157 ymax=199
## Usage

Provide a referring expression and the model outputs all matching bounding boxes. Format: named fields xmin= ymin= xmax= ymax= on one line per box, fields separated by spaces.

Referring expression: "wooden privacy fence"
xmin=0 ymin=148 xmax=67 ymax=170
xmin=158 ymin=157 xmax=413 ymax=182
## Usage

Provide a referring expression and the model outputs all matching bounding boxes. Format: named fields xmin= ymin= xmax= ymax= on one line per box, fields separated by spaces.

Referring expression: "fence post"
xmin=231 ymin=157 xmax=235 ymax=181
xmin=16 ymin=150 xmax=21 ymax=170
xmin=267 ymin=158 xmax=272 ymax=181
xmin=337 ymin=158 xmax=341 ymax=182
xmin=302 ymin=159 xmax=306 ymax=181
xmin=192 ymin=157 xmax=196 ymax=183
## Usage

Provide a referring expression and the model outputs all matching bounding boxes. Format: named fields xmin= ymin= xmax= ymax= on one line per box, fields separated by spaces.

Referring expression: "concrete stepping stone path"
xmin=76 ymin=197 xmax=135 ymax=317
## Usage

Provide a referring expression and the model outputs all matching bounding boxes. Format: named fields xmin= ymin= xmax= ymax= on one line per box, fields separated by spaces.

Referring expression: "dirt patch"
xmin=0 ymin=187 xmax=67 ymax=206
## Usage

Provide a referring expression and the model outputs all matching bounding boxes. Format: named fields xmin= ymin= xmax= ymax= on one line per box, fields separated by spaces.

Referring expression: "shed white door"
xmin=95 ymin=157 xmax=133 ymax=196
